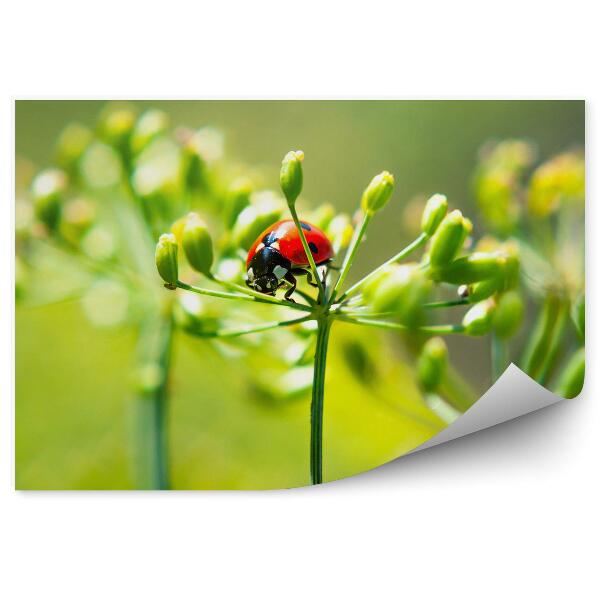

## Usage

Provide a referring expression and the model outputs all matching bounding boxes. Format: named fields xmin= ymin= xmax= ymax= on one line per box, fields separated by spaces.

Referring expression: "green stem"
xmin=175 ymin=281 xmax=313 ymax=313
xmin=424 ymin=298 xmax=469 ymax=309
xmin=520 ymin=295 xmax=562 ymax=382
xmin=311 ymin=317 xmax=332 ymax=485
xmin=288 ymin=204 xmax=326 ymax=299
xmin=554 ymin=347 xmax=585 ymax=399
xmin=491 ymin=333 xmax=508 ymax=382
xmin=337 ymin=298 xmax=468 ymax=318
xmin=135 ymin=311 xmax=174 ymax=490
xmin=337 ymin=232 xmax=428 ymax=303
xmin=336 ymin=315 xmax=465 ymax=335
xmin=424 ymin=392 xmax=461 ymax=424
xmin=331 ymin=212 xmax=372 ymax=302
xmin=192 ymin=315 xmax=312 ymax=339
xmin=209 ymin=273 xmax=313 ymax=310
xmin=538 ymin=302 xmax=568 ymax=385
xmin=438 ymin=365 xmax=479 ymax=412
xmin=336 ymin=309 xmax=400 ymax=318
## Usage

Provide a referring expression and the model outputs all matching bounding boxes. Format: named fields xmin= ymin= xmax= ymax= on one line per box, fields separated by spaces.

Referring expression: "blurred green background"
xmin=16 ymin=100 xmax=584 ymax=489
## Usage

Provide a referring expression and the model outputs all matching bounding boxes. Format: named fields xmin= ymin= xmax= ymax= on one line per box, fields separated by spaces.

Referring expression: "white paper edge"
xmin=410 ymin=363 xmax=563 ymax=453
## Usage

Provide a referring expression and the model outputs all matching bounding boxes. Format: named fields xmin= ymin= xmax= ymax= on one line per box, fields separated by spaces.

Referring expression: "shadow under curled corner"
xmin=320 ymin=363 xmax=573 ymax=490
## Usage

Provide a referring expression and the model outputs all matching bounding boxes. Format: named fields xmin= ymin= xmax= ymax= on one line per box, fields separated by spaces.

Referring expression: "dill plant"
xmin=157 ymin=150 xmax=523 ymax=485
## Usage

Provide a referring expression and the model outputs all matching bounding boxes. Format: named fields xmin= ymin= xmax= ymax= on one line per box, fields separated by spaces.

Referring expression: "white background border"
xmin=1 ymin=2 xmax=597 ymax=598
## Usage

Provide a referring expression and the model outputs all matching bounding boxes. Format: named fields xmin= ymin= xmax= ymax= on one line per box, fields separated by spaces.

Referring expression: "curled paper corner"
xmin=410 ymin=363 xmax=564 ymax=454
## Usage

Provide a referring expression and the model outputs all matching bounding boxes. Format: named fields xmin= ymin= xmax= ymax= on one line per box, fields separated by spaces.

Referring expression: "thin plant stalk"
xmin=331 ymin=212 xmax=372 ymax=301
xmin=520 ymin=295 xmax=562 ymax=381
xmin=424 ymin=298 xmax=469 ymax=309
xmin=337 ymin=232 xmax=428 ymax=303
xmin=336 ymin=314 xmax=465 ymax=335
xmin=193 ymin=315 xmax=311 ymax=339
xmin=175 ymin=281 xmax=312 ymax=312
xmin=288 ymin=204 xmax=326 ymax=298
xmin=438 ymin=365 xmax=478 ymax=412
xmin=491 ymin=333 xmax=508 ymax=382
xmin=310 ymin=316 xmax=332 ymax=485
xmin=134 ymin=311 xmax=174 ymax=490
xmin=538 ymin=302 xmax=568 ymax=385
xmin=336 ymin=297 xmax=468 ymax=318
xmin=286 ymin=208 xmax=333 ymax=485
xmin=424 ymin=392 xmax=461 ymax=424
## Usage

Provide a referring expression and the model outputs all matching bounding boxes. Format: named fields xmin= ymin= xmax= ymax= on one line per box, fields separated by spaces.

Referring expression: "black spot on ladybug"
xmin=262 ymin=231 xmax=279 ymax=246
xmin=309 ymin=242 xmax=318 ymax=254
xmin=301 ymin=222 xmax=312 ymax=231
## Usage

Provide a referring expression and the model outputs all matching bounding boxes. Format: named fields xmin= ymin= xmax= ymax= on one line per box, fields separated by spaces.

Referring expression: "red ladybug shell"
xmin=246 ymin=220 xmax=334 ymax=268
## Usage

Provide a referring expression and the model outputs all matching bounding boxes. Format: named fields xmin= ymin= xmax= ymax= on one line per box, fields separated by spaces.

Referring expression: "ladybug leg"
xmin=283 ymin=272 xmax=298 ymax=302
xmin=293 ymin=268 xmax=319 ymax=288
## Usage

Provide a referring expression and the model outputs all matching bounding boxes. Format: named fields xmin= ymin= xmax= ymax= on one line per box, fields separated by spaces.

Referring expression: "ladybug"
xmin=246 ymin=219 xmax=334 ymax=300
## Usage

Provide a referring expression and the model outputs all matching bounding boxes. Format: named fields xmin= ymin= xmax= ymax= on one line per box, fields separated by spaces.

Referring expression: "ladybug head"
xmin=248 ymin=272 xmax=279 ymax=295
xmin=246 ymin=246 xmax=291 ymax=296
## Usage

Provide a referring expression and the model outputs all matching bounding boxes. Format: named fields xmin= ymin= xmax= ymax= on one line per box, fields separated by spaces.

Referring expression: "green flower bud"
xmin=280 ymin=150 xmax=304 ymax=205
xmin=555 ymin=347 xmax=585 ymax=399
xmin=421 ymin=194 xmax=448 ymax=237
xmin=571 ymin=292 xmax=585 ymax=341
xmin=417 ymin=337 xmax=448 ymax=392
xmin=327 ymin=214 xmax=353 ymax=252
xmin=131 ymin=109 xmax=170 ymax=155
xmin=474 ymin=140 xmax=535 ymax=234
xmin=81 ymin=226 xmax=115 ymax=261
xmin=59 ymin=197 xmax=96 ymax=244
xmin=179 ymin=127 xmax=224 ymax=192
xmin=483 ymin=139 xmax=536 ymax=171
xmin=362 ymin=265 xmax=395 ymax=300
xmin=224 ymin=177 xmax=252 ymax=228
xmin=462 ymin=299 xmax=495 ymax=336
xmin=361 ymin=171 xmax=395 ymax=214
xmin=428 ymin=210 xmax=472 ymax=268
xmin=435 ymin=252 xmax=506 ymax=285
xmin=215 ymin=258 xmax=244 ymax=283
xmin=97 ymin=104 xmax=136 ymax=159
xmin=155 ymin=232 xmax=179 ymax=287
xmin=31 ymin=168 xmax=68 ymax=232
xmin=367 ymin=264 xmax=431 ymax=324
xmin=492 ymin=291 xmax=524 ymax=339
xmin=310 ymin=203 xmax=336 ymax=230
xmin=179 ymin=129 xmax=207 ymax=193
xmin=56 ymin=123 xmax=93 ymax=174
xmin=170 ymin=216 xmax=186 ymax=245
xmin=80 ymin=141 xmax=122 ymax=189
xmin=471 ymin=240 xmax=519 ymax=292
xmin=466 ymin=278 xmax=503 ymax=303
xmin=474 ymin=167 xmax=520 ymax=235
xmin=528 ymin=152 xmax=585 ymax=218
xmin=501 ymin=244 xmax=520 ymax=289
xmin=182 ymin=213 xmax=214 ymax=276
xmin=98 ymin=103 xmax=136 ymax=170
xmin=231 ymin=191 xmax=285 ymax=250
